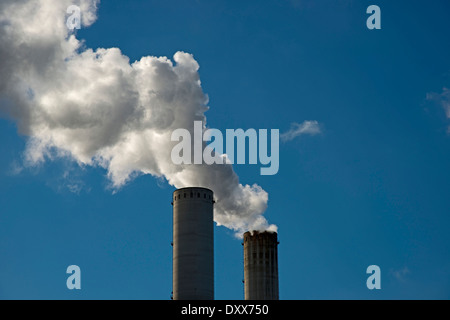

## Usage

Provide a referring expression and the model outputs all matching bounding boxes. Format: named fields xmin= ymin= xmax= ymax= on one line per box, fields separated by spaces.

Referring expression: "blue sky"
xmin=1 ymin=0 xmax=450 ymax=299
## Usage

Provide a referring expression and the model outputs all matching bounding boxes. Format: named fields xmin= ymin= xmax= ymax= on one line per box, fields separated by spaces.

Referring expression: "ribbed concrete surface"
xmin=243 ymin=231 xmax=279 ymax=300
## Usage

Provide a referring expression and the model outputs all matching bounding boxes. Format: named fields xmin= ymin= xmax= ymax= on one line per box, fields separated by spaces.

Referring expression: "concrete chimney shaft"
xmin=243 ymin=231 xmax=279 ymax=300
xmin=172 ymin=187 xmax=214 ymax=300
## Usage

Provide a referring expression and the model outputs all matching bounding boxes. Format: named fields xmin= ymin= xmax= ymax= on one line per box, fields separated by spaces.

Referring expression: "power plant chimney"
xmin=171 ymin=187 xmax=215 ymax=300
xmin=243 ymin=231 xmax=279 ymax=300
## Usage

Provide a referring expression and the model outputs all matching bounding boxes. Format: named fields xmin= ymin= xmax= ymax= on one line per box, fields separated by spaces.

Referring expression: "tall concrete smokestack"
xmin=172 ymin=187 xmax=215 ymax=300
xmin=243 ymin=231 xmax=279 ymax=300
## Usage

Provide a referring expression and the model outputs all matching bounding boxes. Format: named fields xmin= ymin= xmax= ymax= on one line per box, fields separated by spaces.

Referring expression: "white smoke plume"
xmin=281 ymin=121 xmax=321 ymax=142
xmin=0 ymin=0 xmax=276 ymax=235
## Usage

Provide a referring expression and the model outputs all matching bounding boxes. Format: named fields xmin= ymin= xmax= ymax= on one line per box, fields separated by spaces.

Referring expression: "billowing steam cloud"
xmin=0 ymin=0 xmax=276 ymax=235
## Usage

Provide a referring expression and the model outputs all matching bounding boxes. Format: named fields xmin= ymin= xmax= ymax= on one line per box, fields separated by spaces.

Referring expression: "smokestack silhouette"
xmin=243 ymin=231 xmax=279 ymax=300
xmin=172 ymin=187 xmax=214 ymax=300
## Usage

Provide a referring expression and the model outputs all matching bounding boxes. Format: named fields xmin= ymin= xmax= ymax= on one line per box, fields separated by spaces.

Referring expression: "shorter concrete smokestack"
xmin=243 ymin=231 xmax=279 ymax=300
